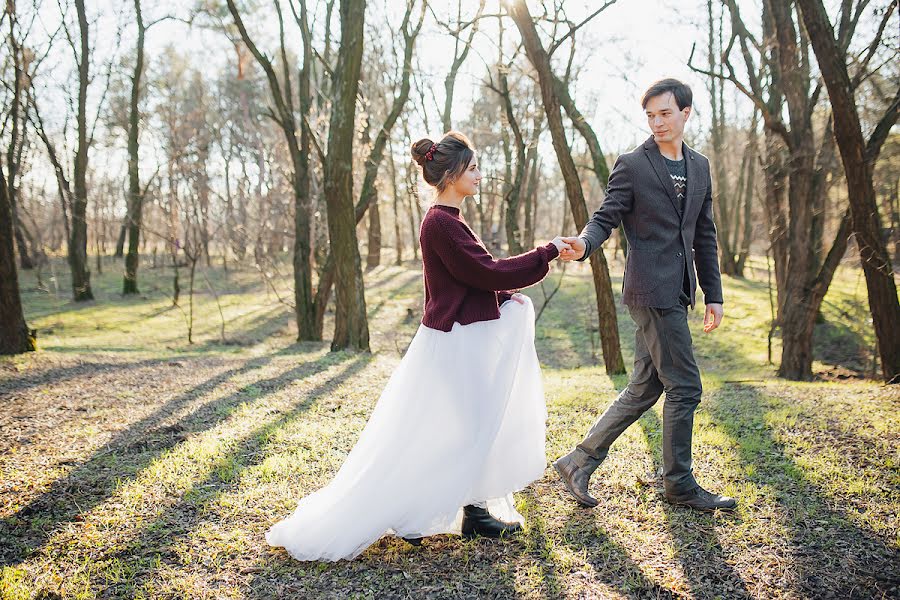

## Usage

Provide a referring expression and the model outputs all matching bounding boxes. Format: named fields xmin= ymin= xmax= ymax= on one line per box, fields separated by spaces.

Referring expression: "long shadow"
xmin=366 ymin=271 xmax=422 ymax=322
xmin=193 ymin=304 xmax=294 ymax=349
xmin=520 ymin=486 xmax=679 ymax=599
xmin=812 ymin=317 xmax=870 ymax=376
xmin=0 ymin=347 xmax=339 ymax=567
xmin=0 ymin=358 xmax=169 ymax=394
xmin=361 ymin=265 xmax=410 ymax=291
xmin=89 ymin=355 xmax=384 ymax=597
xmin=705 ymin=384 xmax=899 ymax=598
xmin=637 ymin=407 xmax=752 ymax=599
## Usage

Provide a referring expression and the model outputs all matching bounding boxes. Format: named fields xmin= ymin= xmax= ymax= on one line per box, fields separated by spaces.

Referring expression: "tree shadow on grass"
xmin=193 ymin=304 xmax=295 ymax=349
xmin=0 ymin=358 xmax=170 ymax=394
xmin=702 ymin=383 xmax=898 ymax=598
xmin=81 ymin=354 xmax=372 ymax=599
xmin=0 ymin=346 xmax=342 ymax=567
xmin=519 ymin=486 xmax=680 ymax=599
xmin=366 ymin=271 xmax=423 ymax=321
xmin=810 ymin=317 xmax=872 ymax=377
xmin=636 ymin=408 xmax=752 ymax=599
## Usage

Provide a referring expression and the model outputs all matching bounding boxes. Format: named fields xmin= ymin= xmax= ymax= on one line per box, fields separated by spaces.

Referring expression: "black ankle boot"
xmin=461 ymin=505 xmax=523 ymax=539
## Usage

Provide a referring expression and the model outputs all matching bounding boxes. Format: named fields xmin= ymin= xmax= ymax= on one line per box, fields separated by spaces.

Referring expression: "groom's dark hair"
xmin=641 ymin=78 xmax=692 ymax=110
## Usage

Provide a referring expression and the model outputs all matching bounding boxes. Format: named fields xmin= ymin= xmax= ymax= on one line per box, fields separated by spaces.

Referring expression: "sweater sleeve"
xmin=429 ymin=215 xmax=558 ymax=291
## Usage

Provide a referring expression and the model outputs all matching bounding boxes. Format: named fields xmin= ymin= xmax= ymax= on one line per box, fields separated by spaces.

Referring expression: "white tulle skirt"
xmin=265 ymin=296 xmax=548 ymax=561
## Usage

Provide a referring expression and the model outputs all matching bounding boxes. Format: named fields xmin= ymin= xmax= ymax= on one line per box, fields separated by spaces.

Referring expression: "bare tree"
xmin=123 ymin=1 xmax=175 ymax=293
xmin=4 ymin=4 xmax=35 ymax=270
xmin=324 ymin=0 xmax=369 ymax=351
xmin=226 ymin=0 xmax=319 ymax=339
xmin=695 ymin=0 xmax=863 ymax=380
xmin=484 ymin=16 xmax=526 ymax=255
xmin=704 ymin=0 xmax=755 ymax=277
xmin=795 ymin=0 xmax=899 ymax=382
xmin=360 ymin=1 xmax=426 ymax=268
xmin=311 ymin=0 xmax=424 ymax=336
xmin=69 ymin=0 xmax=94 ymax=300
xmin=0 ymin=163 xmax=35 ymax=354
xmin=508 ymin=1 xmax=625 ymax=375
xmin=436 ymin=0 xmax=486 ymax=133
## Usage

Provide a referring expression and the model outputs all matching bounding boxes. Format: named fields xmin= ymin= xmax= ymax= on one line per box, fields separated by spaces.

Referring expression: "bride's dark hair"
xmin=410 ymin=131 xmax=475 ymax=193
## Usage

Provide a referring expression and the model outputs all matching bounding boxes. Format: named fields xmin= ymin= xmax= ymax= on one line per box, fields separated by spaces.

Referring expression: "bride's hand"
xmin=510 ymin=293 xmax=527 ymax=304
xmin=551 ymin=236 xmax=572 ymax=255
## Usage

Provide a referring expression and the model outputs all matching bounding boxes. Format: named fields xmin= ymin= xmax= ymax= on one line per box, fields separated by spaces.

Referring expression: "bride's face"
xmin=451 ymin=155 xmax=482 ymax=197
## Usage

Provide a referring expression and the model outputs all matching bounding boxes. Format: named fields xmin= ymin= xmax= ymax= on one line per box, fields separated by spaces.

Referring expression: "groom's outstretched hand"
xmin=703 ymin=303 xmax=724 ymax=333
xmin=558 ymin=237 xmax=586 ymax=261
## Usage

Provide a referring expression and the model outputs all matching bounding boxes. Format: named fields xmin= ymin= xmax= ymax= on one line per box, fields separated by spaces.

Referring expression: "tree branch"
xmin=547 ymin=1 xmax=617 ymax=56
xmin=850 ymin=0 xmax=895 ymax=90
xmin=865 ymin=83 xmax=900 ymax=163
xmin=688 ymin=42 xmax=793 ymax=149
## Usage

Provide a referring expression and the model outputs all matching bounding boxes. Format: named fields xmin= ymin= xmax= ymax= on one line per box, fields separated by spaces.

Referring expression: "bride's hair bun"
xmin=411 ymin=138 xmax=435 ymax=167
xmin=410 ymin=131 xmax=475 ymax=193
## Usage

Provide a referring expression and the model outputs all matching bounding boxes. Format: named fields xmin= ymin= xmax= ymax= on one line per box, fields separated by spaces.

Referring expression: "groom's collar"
xmin=643 ymin=135 xmax=696 ymax=160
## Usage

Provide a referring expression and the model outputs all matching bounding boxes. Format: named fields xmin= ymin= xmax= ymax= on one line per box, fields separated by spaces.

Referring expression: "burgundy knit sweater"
xmin=419 ymin=204 xmax=559 ymax=332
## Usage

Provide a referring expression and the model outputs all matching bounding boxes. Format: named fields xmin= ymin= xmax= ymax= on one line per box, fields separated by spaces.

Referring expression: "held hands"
xmin=557 ymin=236 xmax=586 ymax=262
xmin=550 ymin=236 xmax=573 ymax=257
xmin=704 ymin=303 xmax=724 ymax=333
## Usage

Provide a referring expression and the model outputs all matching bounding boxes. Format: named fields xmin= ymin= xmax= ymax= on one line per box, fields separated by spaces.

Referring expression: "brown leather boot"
xmin=664 ymin=485 xmax=737 ymax=512
xmin=552 ymin=451 xmax=599 ymax=508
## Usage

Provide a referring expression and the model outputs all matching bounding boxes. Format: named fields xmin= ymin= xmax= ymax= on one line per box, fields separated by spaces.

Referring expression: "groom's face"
xmin=645 ymin=92 xmax=691 ymax=145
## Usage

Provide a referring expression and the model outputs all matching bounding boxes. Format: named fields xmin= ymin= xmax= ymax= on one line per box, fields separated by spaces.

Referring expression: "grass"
xmin=1 ymin=251 xmax=897 ymax=599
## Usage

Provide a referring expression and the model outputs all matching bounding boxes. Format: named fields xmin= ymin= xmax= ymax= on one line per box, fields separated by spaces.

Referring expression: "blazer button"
xmin=676 ymin=252 xmax=683 ymax=257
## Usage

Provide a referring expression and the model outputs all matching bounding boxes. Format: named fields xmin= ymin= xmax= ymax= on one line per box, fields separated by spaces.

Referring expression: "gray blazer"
xmin=578 ymin=135 xmax=724 ymax=309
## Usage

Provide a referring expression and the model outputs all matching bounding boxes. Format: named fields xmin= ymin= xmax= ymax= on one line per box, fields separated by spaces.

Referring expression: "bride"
xmin=266 ymin=131 xmax=570 ymax=561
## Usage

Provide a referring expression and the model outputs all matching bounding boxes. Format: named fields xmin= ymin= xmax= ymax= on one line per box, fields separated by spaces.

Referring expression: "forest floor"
xmin=1 ymin=253 xmax=897 ymax=599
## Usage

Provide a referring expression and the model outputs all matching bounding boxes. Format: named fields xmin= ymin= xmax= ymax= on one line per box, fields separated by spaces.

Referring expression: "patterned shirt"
xmin=663 ymin=156 xmax=686 ymax=214
xmin=663 ymin=155 xmax=690 ymax=298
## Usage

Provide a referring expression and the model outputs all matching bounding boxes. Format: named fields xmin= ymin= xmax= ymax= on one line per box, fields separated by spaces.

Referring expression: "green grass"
xmin=1 ymin=251 xmax=898 ymax=599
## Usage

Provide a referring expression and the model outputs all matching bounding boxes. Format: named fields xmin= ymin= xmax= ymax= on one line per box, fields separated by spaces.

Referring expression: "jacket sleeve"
xmin=430 ymin=216 xmax=559 ymax=291
xmin=577 ymin=154 xmax=634 ymax=261
xmin=693 ymin=165 xmax=724 ymax=304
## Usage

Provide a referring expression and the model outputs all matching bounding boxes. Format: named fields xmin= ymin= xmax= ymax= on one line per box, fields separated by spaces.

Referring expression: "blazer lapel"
xmin=683 ymin=142 xmax=697 ymax=216
xmin=643 ymin=136 xmax=682 ymax=219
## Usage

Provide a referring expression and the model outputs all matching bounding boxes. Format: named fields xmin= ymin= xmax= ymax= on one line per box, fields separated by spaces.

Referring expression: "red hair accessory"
xmin=425 ymin=143 xmax=437 ymax=161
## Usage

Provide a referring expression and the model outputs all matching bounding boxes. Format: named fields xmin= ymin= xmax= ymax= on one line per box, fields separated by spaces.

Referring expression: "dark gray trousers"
xmin=573 ymin=292 xmax=701 ymax=494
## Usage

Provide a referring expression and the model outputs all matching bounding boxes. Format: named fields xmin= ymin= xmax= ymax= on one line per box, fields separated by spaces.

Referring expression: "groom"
xmin=555 ymin=78 xmax=735 ymax=512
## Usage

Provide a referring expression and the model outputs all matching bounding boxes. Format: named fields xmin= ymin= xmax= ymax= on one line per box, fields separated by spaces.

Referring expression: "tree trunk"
xmin=498 ymin=68 xmax=525 ymax=256
xmin=228 ymin=0 xmax=319 ymax=340
xmin=69 ymin=0 xmax=93 ymax=301
xmin=311 ymin=0 xmax=423 ymax=335
xmin=366 ymin=194 xmax=381 ymax=269
xmin=115 ymin=221 xmax=126 ymax=257
xmin=405 ymin=156 xmax=420 ymax=261
xmin=0 ymin=166 xmax=35 ymax=354
xmin=547 ymin=50 xmax=625 ymax=375
xmin=795 ymin=0 xmax=900 ymax=382
xmin=522 ymin=143 xmax=539 ymax=250
xmin=388 ymin=141 xmax=403 ymax=265
xmin=12 ymin=211 xmax=34 ymax=270
xmin=123 ymin=0 xmax=145 ymax=294
xmin=509 ymin=2 xmax=624 ymax=375
xmin=5 ymin=6 xmax=34 ymax=272
xmin=324 ymin=0 xmax=369 ymax=351
xmin=734 ymin=110 xmax=759 ymax=276
xmin=777 ymin=210 xmax=851 ymax=379
xmin=442 ymin=1 xmax=485 ymax=132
